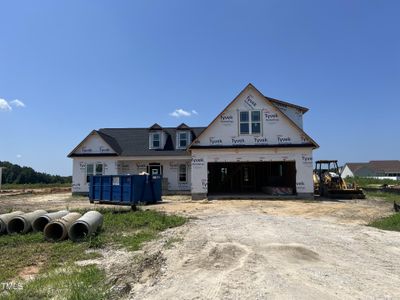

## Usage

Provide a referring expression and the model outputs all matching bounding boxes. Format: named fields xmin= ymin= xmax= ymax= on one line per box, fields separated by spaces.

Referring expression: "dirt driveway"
xmin=1 ymin=193 xmax=399 ymax=299
xmin=122 ymin=198 xmax=399 ymax=300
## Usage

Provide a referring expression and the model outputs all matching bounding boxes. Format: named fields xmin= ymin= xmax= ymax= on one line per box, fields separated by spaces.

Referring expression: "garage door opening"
xmin=207 ymin=162 xmax=296 ymax=195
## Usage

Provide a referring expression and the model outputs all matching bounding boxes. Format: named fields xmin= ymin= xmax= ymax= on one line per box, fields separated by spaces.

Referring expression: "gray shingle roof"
xmin=95 ymin=127 xmax=206 ymax=157
xmin=345 ymin=163 xmax=368 ymax=173
xmin=369 ymin=160 xmax=400 ymax=173
xmin=345 ymin=161 xmax=400 ymax=175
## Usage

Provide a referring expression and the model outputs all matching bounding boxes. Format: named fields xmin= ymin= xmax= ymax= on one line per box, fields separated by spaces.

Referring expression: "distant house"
xmin=341 ymin=160 xmax=400 ymax=180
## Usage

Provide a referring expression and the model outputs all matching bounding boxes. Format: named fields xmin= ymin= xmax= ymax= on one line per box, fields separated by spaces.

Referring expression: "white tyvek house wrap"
xmin=190 ymin=85 xmax=316 ymax=196
xmin=193 ymin=88 xmax=311 ymax=147
xmin=72 ymin=158 xmax=118 ymax=193
xmin=74 ymin=133 xmax=116 ymax=155
xmin=271 ymin=102 xmax=304 ymax=129
xmin=115 ymin=159 xmax=192 ymax=191
xmin=191 ymin=148 xmax=314 ymax=195
xmin=72 ymin=157 xmax=192 ymax=193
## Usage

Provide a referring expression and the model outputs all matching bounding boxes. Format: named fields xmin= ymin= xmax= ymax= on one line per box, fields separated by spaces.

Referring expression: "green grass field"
xmin=344 ymin=176 xmax=400 ymax=188
xmin=0 ymin=208 xmax=186 ymax=299
xmin=366 ymin=186 xmax=400 ymax=232
xmin=369 ymin=213 xmax=400 ymax=232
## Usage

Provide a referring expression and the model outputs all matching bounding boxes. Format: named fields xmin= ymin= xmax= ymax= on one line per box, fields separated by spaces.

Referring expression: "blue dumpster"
xmin=89 ymin=175 xmax=162 ymax=206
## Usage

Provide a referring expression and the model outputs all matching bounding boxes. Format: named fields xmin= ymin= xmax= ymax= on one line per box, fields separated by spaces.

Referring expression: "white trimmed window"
xmin=178 ymin=164 xmax=187 ymax=182
xmin=177 ymin=131 xmax=190 ymax=149
xmin=150 ymin=132 xmax=162 ymax=149
xmin=239 ymin=110 xmax=261 ymax=135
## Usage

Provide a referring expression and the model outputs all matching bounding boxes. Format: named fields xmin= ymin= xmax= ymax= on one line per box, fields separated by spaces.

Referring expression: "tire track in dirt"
xmin=201 ymin=242 xmax=251 ymax=300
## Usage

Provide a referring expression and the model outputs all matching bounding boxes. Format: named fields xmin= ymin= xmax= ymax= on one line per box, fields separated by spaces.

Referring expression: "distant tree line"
xmin=0 ymin=161 xmax=71 ymax=184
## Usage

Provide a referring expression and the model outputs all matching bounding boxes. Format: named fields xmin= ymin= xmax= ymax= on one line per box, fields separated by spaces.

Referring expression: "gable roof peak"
xmin=177 ymin=123 xmax=191 ymax=130
xmin=149 ymin=123 xmax=162 ymax=130
xmin=67 ymin=129 xmax=121 ymax=157
xmin=189 ymin=83 xmax=319 ymax=149
xmin=246 ymin=82 xmax=255 ymax=88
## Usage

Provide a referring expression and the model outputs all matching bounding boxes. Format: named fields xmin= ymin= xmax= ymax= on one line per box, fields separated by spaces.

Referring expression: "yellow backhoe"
xmin=313 ymin=160 xmax=365 ymax=199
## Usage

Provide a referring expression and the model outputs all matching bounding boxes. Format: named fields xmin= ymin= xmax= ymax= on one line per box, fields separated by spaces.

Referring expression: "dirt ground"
xmin=0 ymin=193 xmax=393 ymax=225
xmin=2 ymin=193 xmax=400 ymax=299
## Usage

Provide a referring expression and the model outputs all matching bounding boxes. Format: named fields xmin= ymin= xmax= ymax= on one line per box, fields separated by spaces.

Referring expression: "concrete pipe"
xmin=44 ymin=212 xmax=82 ymax=242
xmin=32 ymin=210 xmax=69 ymax=232
xmin=0 ymin=211 xmax=24 ymax=234
xmin=68 ymin=211 xmax=103 ymax=242
xmin=7 ymin=210 xmax=48 ymax=234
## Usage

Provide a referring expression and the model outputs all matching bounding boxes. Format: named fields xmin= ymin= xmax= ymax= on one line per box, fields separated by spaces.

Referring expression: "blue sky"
xmin=0 ymin=0 xmax=399 ymax=176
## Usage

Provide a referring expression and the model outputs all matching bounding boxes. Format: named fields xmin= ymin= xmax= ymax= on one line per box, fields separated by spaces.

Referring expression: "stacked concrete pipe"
xmin=32 ymin=210 xmax=69 ymax=232
xmin=7 ymin=210 xmax=48 ymax=234
xmin=44 ymin=212 xmax=82 ymax=242
xmin=68 ymin=211 xmax=103 ymax=242
xmin=0 ymin=211 xmax=24 ymax=234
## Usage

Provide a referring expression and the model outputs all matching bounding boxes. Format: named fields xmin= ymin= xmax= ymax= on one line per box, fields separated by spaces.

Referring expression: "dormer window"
xmin=177 ymin=131 xmax=190 ymax=149
xmin=149 ymin=123 xmax=163 ymax=149
xmin=150 ymin=132 xmax=161 ymax=149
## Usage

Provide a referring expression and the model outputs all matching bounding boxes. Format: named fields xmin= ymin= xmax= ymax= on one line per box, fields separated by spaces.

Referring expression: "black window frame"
xmin=178 ymin=164 xmax=187 ymax=183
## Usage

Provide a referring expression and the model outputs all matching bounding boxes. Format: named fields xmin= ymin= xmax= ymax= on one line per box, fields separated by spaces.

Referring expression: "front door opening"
xmin=207 ymin=161 xmax=296 ymax=195
xmin=148 ymin=163 xmax=162 ymax=175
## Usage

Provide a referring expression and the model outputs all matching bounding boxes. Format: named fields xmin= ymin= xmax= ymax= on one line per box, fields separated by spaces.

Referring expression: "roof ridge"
xmin=369 ymin=160 xmax=400 ymax=163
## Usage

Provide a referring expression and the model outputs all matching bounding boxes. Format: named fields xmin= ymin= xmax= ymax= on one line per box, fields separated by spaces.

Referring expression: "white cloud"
xmin=0 ymin=99 xmax=12 ymax=111
xmin=191 ymin=110 xmax=198 ymax=115
xmin=0 ymin=98 xmax=25 ymax=112
xmin=16 ymin=154 xmax=22 ymax=158
xmin=10 ymin=99 xmax=25 ymax=108
xmin=169 ymin=108 xmax=194 ymax=118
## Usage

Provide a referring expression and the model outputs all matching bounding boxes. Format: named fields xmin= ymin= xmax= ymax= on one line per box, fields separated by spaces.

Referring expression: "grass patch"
xmin=117 ymin=230 xmax=157 ymax=251
xmin=0 ymin=233 xmax=99 ymax=282
xmin=365 ymin=190 xmax=400 ymax=203
xmin=99 ymin=209 xmax=186 ymax=251
xmin=369 ymin=213 xmax=400 ymax=232
xmin=344 ymin=176 xmax=400 ymax=188
xmin=0 ymin=207 xmax=186 ymax=297
xmin=0 ymin=209 xmax=186 ymax=281
xmin=1 ymin=265 xmax=108 ymax=300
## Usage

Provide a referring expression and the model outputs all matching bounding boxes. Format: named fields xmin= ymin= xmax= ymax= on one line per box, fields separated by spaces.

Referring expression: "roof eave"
xmin=190 ymin=143 xmax=316 ymax=149
xmin=265 ymin=96 xmax=309 ymax=113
